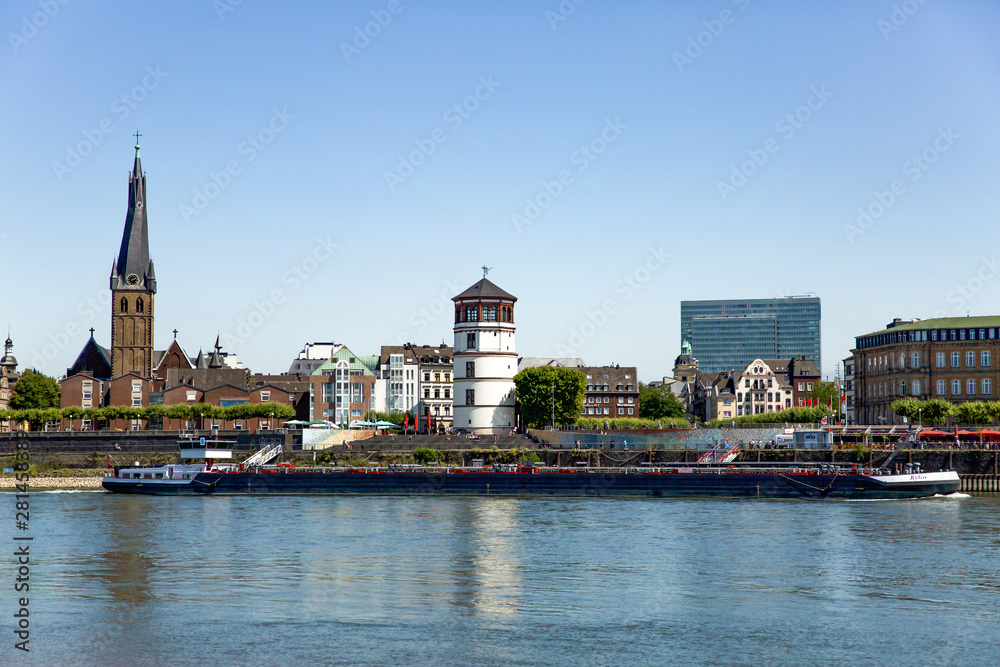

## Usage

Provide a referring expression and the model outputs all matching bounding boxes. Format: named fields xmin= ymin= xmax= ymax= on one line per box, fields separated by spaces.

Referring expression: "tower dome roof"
xmin=453 ymin=278 xmax=516 ymax=302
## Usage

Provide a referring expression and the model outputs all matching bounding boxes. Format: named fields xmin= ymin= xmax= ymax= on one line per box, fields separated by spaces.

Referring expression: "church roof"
xmin=453 ymin=278 xmax=516 ymax=301
xmin=110 ymin=143 xmax=156 ymax=293
xmin=66 ymin=334 xmax=112 ymax=380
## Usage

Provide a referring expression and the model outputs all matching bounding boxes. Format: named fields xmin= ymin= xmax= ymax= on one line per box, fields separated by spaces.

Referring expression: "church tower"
xmin=110 ymin=138 xmax=156 ymax=379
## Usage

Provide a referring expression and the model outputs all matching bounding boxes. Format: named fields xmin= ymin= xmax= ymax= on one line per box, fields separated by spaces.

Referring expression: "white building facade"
xmin=452 ymin=278 xmax=517 ymax=434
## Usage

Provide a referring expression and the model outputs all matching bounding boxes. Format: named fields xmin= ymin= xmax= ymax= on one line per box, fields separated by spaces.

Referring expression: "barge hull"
xmin=102 ymin=470 xmax=961 ymax=499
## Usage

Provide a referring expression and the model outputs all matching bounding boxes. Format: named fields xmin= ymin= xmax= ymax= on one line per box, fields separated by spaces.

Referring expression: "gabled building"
xmin=309 ymin=346 xmax=378 ymax=427
xmin=252 ymin=373 xmax=311 ymax=422
xmin=735 ymin=358 xmax=793 ymax=416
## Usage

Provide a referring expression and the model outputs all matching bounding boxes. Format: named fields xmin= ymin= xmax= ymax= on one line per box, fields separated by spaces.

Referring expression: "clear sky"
xmin=2 ymin=0 xmax=999 ymax=382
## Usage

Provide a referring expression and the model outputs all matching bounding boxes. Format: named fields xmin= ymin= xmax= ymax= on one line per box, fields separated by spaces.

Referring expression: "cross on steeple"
xmin=173 ymin=329 xmax=178 ymax=340
xmin=134 ymin=130 xmax=142 ymax=145
xmin=482 ymin=265 xmax=492 ymax=279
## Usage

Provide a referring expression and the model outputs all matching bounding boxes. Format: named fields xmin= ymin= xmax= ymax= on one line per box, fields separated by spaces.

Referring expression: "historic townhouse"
xmin=412 ymin=343 xmax=454 ymax=431
xmin=851 ymin=317 xmax=1000 ymax=425
xmin=735 ymin=358 xmax=794 ymax=416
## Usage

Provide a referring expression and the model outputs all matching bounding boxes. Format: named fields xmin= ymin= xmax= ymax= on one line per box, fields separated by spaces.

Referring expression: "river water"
xmin=4 ymin=491 xmax=999 ymax=666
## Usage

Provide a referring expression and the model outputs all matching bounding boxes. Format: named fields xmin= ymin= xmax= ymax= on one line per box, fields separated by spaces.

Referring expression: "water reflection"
xmin=468 ymin=499 xmax=522 ymax=617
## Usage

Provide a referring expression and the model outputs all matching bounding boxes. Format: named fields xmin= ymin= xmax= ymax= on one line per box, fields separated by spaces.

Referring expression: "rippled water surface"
xmin=5 ymin=492 xmax=1000 ymax=666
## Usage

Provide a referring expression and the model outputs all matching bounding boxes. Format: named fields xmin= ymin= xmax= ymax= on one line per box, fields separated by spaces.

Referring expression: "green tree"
xmin=918 ymin=399 xmax=954 ymax=425
xmin=809 ymin=381 xmax=840 ymax=410
xmin=513 ymin=366 xmax=586 ymax=428
xmin=9 ymin=370 xmax=60 ymax=409
xmin=891 ymin=398 xmax=921 ymax=422
xmin=638 ymin=382 xmax=685 ymax=419
xmin=955 ymin=401 xmax=992 ymax=425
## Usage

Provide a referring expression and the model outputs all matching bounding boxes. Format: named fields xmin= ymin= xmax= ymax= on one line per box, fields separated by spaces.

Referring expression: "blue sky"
xmin=2 ymin=0 xmax=998 ymax=382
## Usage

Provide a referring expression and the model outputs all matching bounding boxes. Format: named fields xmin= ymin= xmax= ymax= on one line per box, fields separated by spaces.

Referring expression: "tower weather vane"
xmin=482 ymin=265 xmax=492 ymax=278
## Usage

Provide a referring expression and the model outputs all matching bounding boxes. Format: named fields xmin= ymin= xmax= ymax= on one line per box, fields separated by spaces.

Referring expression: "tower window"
xmin=136 ymin=297 xmax=144 ymax=313
xmin=120 ymin=297 xmax=128 ymax=313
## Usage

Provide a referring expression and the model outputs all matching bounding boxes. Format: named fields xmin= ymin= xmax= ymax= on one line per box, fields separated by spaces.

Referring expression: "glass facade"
xmin=681 ymin=297 xmax=821 ymax=374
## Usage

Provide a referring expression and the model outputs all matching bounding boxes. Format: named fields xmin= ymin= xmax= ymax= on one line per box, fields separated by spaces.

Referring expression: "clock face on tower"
xmin=126 ymin=273 xmax=140 ymax=286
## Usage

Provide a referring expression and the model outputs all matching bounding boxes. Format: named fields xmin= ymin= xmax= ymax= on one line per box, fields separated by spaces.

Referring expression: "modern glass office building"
xmin=680 ymin=297 xmax=821 ymax=373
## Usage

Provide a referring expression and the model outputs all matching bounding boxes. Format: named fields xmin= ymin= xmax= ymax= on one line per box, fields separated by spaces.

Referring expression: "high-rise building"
xmin=680 ymin=297 xmax=820 ymax=374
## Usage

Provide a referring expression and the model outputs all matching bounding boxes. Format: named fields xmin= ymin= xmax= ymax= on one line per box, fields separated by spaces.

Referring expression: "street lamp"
xmin=550 ymin=383 xmax=555 ymax=430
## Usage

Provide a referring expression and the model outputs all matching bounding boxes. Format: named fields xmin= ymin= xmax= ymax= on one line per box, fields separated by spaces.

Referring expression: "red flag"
xmin=403 ymin=412 xmax=409 ymax=430
xmin=415 ymin=413 xmax=419 ymax=433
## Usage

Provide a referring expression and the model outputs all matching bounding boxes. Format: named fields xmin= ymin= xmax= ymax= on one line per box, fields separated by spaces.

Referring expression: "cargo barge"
xmin=102 ymin=440 xmax=961 ymax=499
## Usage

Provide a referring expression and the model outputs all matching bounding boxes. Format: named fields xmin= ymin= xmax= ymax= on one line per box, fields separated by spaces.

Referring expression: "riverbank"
xmin=0 ymin=470 xmax=106 ymax=490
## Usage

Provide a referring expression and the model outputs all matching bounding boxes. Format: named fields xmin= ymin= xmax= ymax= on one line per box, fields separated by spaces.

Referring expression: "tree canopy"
xmin=891 ymin=398 xmax=955 ymax=425
xmin=809 ymin=381 xmax=840 ymax=409
xmin=513 ymin=366 xmax=586 ymax=428
xmin=9 ymin=369 xmax=60 ymax=409
xmin=638 ymin=382 xmax=686 ymax=419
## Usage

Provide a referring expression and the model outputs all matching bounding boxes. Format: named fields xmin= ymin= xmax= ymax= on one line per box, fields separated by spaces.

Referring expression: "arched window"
xmin=120 ymin=297 xmax=128 ymax=313
xmin=136 ymin=297 xmax=144 ymax=313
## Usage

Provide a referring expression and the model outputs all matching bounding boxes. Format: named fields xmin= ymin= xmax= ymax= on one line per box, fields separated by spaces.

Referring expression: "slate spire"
xmin=111 ymin=138 xmax=156 ymax=293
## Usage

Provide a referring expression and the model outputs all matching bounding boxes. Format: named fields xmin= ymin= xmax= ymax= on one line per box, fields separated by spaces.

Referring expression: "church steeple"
xmin=111 ymin=135 xmax=156 ymax=293
xmin=110 ymin=139 xmax=156 ymax=380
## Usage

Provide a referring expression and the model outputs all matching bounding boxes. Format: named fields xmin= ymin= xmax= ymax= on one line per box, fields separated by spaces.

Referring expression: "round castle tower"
xmin=452 ymin=276 xmax=517 ymax=434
